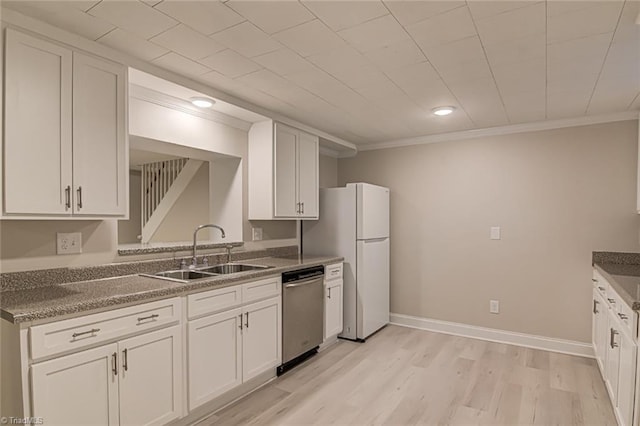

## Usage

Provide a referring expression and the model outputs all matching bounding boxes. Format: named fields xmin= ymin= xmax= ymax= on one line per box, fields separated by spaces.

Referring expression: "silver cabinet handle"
xmin=137 ymin=313 xmax=159 ymax=322
xmin=610 ymin=328 xmax=619 ymax=348
xmin=65 ymin=186 xmax=71 ymax=209
xmin=76 ymin=186 xmax=83 ymax=209
xmin=608 ymin=298 xmax=616 ymax=304
xmin=112 ymin=352 xmax=118 ymax=376
xmin=598 ymin=286 xmax=605 ymax=291
xmin=122 ymin=349 xmax=128 ymax=371
xmin=285 ymin=276 xmax=322 ymax=288
xmin=592 ymin=278 xmax=598 ymax=283
xmin=296 ymin=202 xmax=301 ymax=214
xmin=593 ymin=300 xmax=599 ymax=314
xmin=328 ymin=287 xmax=332 ymax=299
xmin=618 ymin=313 xmax=629 ymax=320
xmin=301 ymin=202 xmax=304 ymax=214
xmin=72 ymin=328 xmax=100 ymax=338
xmin=245 ymin=312 xmax=249 ymax=328
xmin=238 ymin=314 xmax=243 ymax=330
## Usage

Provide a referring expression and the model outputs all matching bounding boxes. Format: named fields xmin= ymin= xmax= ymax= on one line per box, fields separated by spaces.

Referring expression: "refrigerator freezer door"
xmin=356 ymin=183 xmax=389 ymax=240
xmin=356 ymin=238 xmax=390 ymax=339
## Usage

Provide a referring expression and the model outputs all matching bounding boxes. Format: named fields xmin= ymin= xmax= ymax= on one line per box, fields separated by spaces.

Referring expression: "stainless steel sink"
xmin=140 ymin=269 xmax=218 ymax=283
xmin=196 ymin=263 xmax=271 ymax=274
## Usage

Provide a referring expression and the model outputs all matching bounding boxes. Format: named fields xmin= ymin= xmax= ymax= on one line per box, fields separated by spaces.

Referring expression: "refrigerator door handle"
xmin=362 ymin=237 xmax=387 ymax=243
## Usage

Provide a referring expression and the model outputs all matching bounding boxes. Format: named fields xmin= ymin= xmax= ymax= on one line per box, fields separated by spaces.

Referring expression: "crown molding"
xmin=358 ymin=111 xmax=640 ymax=152
xmin=130 ymin=84 xmax=252 ymax=131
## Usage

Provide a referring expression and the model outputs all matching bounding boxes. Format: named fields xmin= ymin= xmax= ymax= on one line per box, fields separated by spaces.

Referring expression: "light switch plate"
xmin=490 ymin=299 xmax=500 ymax=314
xmin=57 ymin=232 xmax=82 ymax=255
xmin=252 ymin=227 xmax=263 ymax=241
xmin=490 ymin=226 xmax=501 ymax=240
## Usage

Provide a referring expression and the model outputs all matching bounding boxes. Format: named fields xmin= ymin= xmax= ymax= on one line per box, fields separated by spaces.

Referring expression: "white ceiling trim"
xmin=358 ymin=111 xmax=640 ymax=152
xmin=130 ymin=84 xmax=253 ymax=131
xmin=1 ymin=8 xmax=358 ymax=155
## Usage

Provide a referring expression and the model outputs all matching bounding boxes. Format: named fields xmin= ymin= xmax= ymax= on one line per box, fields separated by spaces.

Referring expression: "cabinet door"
xmin=72 ymin=52 xmax=127 ymax=216
xmin=273 ymin=123 xmax=298 ymax=218
xmin=188 ymin=308 xmax=242 ymax=410
xmin=605 ymin=317 xmax=621 ymax=403
xmin=298 ymin=131 xmax=319 ymax=219
xmin=4 ymin=29 xmax=73 ymax=215
xmin=31 ymin=343 xmax=119 ymax=426
xmin=592 ymin=289 xmax=608 ymax=372
xmin=118 ymin=326 xmax=182 ymax=426
xmin=325 ymin=280 xmax=343 ymax=340
xmin=242 ymin=297 xmax=281 ymax=381
xmin=616 ymin=328 xmax=637 ymax=426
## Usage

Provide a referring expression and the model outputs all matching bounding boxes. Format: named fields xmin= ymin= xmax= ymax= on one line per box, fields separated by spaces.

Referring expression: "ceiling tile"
xmin=501 ymin=90 xmax=546 ymax=123
xmin=474 ymin=2 xmax=545 ymax=46
xmin=88 ymin=0 xmax=178 ymax=39
xmin=150 ymin=24 xmax=225 ymax=60
xmin=141 ymin=0 xmax=163 ymax=6
xmin=338 ymin=14 xmax=409 ymax=53
xmin=611 ymin=1 xmax=639 ymax=44
xmin=422 ymin=36 xmax=486 ymax=69
xmin=483 ymin=33 xmax=545 ymax=66
xmin=546 ymin=89 xmax=591 ymax=119
xmin=435 ymin=58 xmax=493 ymax=85
xmin=211 ymin=21 xmax=282 ymax=58
xmin=491 ymin=59 xmax=545 ymax=94
xmin=547 ymin=1 xmax=623 ymax=44
xmin=307 ymin=46 xmax=370 ymax=73
xmin=199 ymin=49 xmax=262 ymax=78
xmin=406 ymin=6 xmax=476 ymax=48
xmin=448 ymin=78 xmax=509 ymax=127
xmin=547 ymin=32 xmax=612 ymax=82
xmin=274 ymin=19 xmax=347 ymax=57
xmin=98 ymin=28 xmax=169 ymax=61
xmin=152 ymin=52 xmax=211 ymax=77
xmin=364 ymin=39 xmax=426 ymax=71
xmin=226 ymin=0 xmax=314 ymax=34
xmin=302 ymin=0 xmax=389 ymax=31
xmin=252 ymin=49 xmax=317 ymax=76
xmin=386 ymin=61 xmax=441 ymax=92
xmin=468 ymin=1 xmax=543 ymax=20
xmin=355 ymin=78 xmax=408 ymax=101
xmin=384 ymin=0 xmax=466 ymax=26
xmin=155 ymin=1 xmax=244 ymax=36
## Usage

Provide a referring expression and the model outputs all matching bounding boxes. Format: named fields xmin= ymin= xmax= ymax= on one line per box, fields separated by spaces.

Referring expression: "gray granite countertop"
xmin=592 ymin=252 xmax=640 ymax=311
xmin=1 ymin=255 xmax=343 ymax=324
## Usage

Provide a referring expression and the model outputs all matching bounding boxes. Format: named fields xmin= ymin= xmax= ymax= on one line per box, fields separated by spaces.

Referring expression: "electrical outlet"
xmin=490 ymin=226 xmax=501 ymax=240
xmin=490 ymin=299 xmax=500 ymax=314
xmin=57 ymin=232 xmax=82 ymax=255
xmin=252 ymin=227 xmax=263 ymax=241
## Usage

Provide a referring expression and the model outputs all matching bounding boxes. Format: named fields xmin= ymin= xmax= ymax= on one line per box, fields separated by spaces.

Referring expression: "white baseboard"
xmin=390 ymin=313 xmax=594 ymax=358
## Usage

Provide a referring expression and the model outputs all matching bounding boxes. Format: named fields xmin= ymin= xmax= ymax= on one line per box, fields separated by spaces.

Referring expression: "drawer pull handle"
xmin=77 ymin=186 xmax=83 ymax=209
xmin=72 ymin=328 xmax=100 ymax=338
xmin=593 ymin=300 xmax=599 ymax=314
xmin=610 ymin=328 xmax=619 ymax=348
xmin=618 ymin=313 xmax=629 ymax=320
xmin=137 ymin=314 xmax=159 ymax=322
xmin=608 ymin=298 xmax=616 ymax=304
xmin=245 ymin=312 xmax=249 ymax=328
xmin=112 ymin=352 xmax=118 ymax=376
xmin=598 ymin=286 xmax=605 ymax=291
xmin=328 ymin=287 xmax=332 ymax=299
xmin=65 ymin=185 xmax=71 ymax=209
xmin=592 ymin=278 xmax=597 ymax=282
xmin=239 ymin=314 xmax=243 ymax=330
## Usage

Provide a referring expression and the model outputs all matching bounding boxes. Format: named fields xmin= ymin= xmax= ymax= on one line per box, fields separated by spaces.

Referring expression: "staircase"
xmin=140 ymin=158 xmax=204 ymax=243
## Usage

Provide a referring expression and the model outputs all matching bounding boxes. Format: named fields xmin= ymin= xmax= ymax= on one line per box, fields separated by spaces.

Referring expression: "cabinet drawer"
xmin=325 ymin=263 xmax=343 ymax=281
xmin=187 ymin=285 xmax=242 ymax=320
xmin=593 ymin=269 xmax=608 ymax=295
xmin=242 ymin=276 xmax=281 ymax=304
xmin=30 ymin=297 xmax=181 ymax=360
xmin=616 ymin=299 xmax=636 ymax=335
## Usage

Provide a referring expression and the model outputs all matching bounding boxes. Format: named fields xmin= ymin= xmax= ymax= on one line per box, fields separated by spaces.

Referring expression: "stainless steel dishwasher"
xmin=278 ymin=265 xmax=325 ymax=375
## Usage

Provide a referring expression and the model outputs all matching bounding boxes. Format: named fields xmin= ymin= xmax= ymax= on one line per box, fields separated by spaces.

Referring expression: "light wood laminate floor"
xmin=197 ymin=325 xmax=616 ymax=425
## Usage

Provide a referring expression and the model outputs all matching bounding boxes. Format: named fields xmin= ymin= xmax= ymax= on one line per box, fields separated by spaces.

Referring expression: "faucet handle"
xmin=180 ymin=259 xmax=187 ymax=270
xmin=202 ymin=257 xmax=209 ymax=266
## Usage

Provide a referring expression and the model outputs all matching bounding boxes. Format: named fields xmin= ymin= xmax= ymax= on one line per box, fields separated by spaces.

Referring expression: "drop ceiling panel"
xmin=154 ymin=1 xmax=244 ymax=35
xmin=150 ymin=24 xmax=226 ymax=61
xmin=88 ymin=0 xmax=178 ymax=39
xmin=302 ymin=0 xmax=388 ymax=31
xmin=3 ymin=0 xmax=639 ymax=147
xmin=226 ymin=0 xmax=314 ymax=34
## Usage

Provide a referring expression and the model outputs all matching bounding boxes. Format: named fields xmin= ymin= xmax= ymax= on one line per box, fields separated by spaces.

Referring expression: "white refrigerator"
xmin=302 ymin=183 xmax=390 ymax=341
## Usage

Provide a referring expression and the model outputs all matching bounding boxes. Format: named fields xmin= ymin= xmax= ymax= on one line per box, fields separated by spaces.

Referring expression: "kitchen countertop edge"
xmin=593 ymin=262 xmax=640 ymax=311
xmin=1 ymin=256 xmax=344 ymax=324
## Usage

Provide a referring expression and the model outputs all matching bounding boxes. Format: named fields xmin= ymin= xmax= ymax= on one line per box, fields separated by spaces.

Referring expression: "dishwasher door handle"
xmin=284 ymin=276 xmax=323 ymax=288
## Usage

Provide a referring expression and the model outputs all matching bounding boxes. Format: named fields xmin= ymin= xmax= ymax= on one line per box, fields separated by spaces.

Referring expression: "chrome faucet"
xmin=191 ymin=224 xmax=225 ymax=268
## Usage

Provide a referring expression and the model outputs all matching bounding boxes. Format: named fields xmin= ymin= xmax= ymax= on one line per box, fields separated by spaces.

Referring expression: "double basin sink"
xmin=143 ymin=263 xmax=272 ymax=283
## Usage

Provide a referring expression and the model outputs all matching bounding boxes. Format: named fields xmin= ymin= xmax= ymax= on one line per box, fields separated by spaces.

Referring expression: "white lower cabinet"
xmin=31 ymin=326 xmax=182 ymax=426
xmin=187 ymin=277 xmax=282 ymax=411
xmin=592 ymin=269 xmax=639 ymax=426
xmin=325 ymin=279 xmax=343 ymax=340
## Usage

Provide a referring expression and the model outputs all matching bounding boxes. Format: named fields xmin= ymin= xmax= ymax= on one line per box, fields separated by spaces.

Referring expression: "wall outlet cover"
xmin=490 ymin=226 xmax=501 ymax=240
xmin=490 ymin=299 xmax=500 ymax=314
xmin=252 ymin=227 xmax=263 ymax=241
xmin=57 ymin=232 xmax=82 ymax=255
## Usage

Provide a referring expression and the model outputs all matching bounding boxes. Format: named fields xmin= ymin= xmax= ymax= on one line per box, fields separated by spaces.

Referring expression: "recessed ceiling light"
xmin=190 ymin=97 xmax=215 ymax=108
xmin=432 ymin=106 xmax=455 ymax=116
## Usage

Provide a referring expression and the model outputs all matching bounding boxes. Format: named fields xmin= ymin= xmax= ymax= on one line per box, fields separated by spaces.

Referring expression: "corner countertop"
xmin=1 ymin=255 xmax=343 ymax=324
xmin=593 ymin=262 xmax=640 ymax=311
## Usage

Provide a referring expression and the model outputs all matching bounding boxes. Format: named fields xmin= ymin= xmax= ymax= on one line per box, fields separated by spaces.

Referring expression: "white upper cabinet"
xmin=3 ymin=29 xmax=128 ymax=219
xmin=249 ymin=121 xmax=319 ymax=220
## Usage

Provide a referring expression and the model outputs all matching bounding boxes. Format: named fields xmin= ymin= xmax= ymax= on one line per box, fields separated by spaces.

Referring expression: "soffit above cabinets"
xmin=3 ymin=0 xmax=639 ymax=147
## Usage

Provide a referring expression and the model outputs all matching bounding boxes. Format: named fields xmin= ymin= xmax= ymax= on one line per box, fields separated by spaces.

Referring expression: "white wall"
xmin=338 ymin=120 xmax=640 ymax=343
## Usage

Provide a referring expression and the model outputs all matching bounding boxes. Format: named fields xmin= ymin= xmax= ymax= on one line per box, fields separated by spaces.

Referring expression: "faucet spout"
xmin=192 ymin=224 xmax=226 ymax=268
